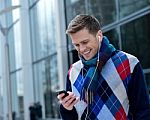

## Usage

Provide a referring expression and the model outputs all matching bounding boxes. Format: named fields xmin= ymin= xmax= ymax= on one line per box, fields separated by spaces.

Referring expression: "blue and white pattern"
xmin=69 ymin=51 xmax=139 ymax=120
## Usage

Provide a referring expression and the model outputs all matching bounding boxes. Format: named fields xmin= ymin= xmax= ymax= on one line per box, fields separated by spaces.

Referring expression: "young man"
xmin=57 ymin=14 xmax=150 ymax=120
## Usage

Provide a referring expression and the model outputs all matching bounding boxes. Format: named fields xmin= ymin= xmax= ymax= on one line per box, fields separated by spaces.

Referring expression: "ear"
xmin=96 ymin=30 xmax=103 ymax=42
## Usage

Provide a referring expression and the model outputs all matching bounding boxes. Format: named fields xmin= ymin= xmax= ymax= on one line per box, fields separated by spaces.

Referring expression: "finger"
xmin=62 ymin=92 xmax=74 ymax=101
xmin=57 ymin=91 xmax=73 ymax=100
xmin=61 ymin=95 xmax=79 ymax=111
xmin=59 ymin=92 xmax=74 ymax=105
xmin=57 ymin=93 xmax=65 ymax=100
xmin=70 ymin=97 xmax=79 ymax=105
xmin=65 ymin=96 xmax=79 ymax=108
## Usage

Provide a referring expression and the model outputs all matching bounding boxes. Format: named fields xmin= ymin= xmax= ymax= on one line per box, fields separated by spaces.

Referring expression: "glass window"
xmin=15 ymin=71 xmax=24 ymax=116
xmin=65 ymin=0 xmax=117 ymax=26
xmin=0 ymin=76 xmax=3 ymax=99
xmin=119 ymin=0 xmax=150 ymax=18
xmin=12 ymin=0 xmax=22 ymax=69
xmin=65 ymin=0 xmax=86 ymax=25
xmin=8 ymin=31 xmax=16 ymax=72
xmin=10 ymin=71 xmax=24 ymax=118
xmin=0 ymin=26 xmax=3 ymax=118
xmin=0 ymin=84 xmax=3 ymax=119
xmin=121 ymin=14 xmax=150 ymax=69
xmin=6 ymin=19 xmax=19 ymax=72
xmin=3 ymin=0 xmax=22 ymax=71
xmin=65 ymin=0 xmax=117 ymax=56
xmin=33 ymin=54 xmax=60 ymax=118
xmin=0 ymin=45 xmax=2 ymax=78
xmin=30 ymin=0 xmax=56 ymax=61
xmin=103 ymin=29 xmax=120 ymax=49
xmin=68 ymin=49 xmax=79 ymax=65
xmin=29 ymin=0 xmax=38 ymax=6
xmin=88 ymin=0 xmax=117 ymax=26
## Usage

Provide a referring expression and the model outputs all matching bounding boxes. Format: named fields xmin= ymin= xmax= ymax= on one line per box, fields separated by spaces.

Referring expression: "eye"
xmin=74 ymin=44 xmax=79 ymax=48
xmin=82 ymin=41 xmax=88 ymax=45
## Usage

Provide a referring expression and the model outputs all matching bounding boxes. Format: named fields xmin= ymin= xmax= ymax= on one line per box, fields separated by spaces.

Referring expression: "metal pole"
xmin=4 ymin=35 xmax=13 ymax=120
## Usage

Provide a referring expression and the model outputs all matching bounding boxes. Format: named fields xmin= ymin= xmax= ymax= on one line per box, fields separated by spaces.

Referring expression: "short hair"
xmin=66 ymin=14 xmax=101 ymax=35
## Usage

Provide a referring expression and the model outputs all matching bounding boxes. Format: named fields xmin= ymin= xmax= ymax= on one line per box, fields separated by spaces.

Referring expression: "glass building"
xmin=0 ymin=0 xmax=149 ymax=120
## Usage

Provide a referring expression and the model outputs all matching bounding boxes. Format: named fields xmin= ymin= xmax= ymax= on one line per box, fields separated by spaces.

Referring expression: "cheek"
xmin=92 ymin=44 xmax=99 ymax=53
xmin=92 ymin=43 xmax=99 ymax=50
xmin=92 ymin=48 xmax=98 ymax=55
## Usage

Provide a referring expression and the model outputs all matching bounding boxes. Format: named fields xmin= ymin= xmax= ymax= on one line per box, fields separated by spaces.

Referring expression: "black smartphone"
xmin=57 ymin=90 xmax=69 ymax=98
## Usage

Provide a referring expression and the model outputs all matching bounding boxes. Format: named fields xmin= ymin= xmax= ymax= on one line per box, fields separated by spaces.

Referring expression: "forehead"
xmin=70 ymin=29 xmax=95 ymax=43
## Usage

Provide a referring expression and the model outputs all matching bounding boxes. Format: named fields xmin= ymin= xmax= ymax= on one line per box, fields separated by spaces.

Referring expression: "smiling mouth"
xmin=83 ymin=51 xmax=90 ymax=55
xmin=82 ymin=50 xmax=91 ymax=56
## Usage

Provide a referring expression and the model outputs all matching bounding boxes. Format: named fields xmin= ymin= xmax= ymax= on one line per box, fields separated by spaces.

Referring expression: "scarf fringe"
xmin=80 ymin=88 xmax=94 ymax=104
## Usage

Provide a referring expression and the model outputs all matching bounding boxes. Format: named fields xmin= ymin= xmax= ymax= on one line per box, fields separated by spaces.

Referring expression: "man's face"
xmin=70 ymin=29 xmax=102 ymax=60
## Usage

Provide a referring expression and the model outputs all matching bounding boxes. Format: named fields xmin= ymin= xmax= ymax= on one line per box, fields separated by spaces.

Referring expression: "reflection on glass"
xmin=68 ymin=49 xmax=79 ymax=65
xmin=10 ymin=71 xmax=24 ymax=118
xmin=33 ymin=54 xmax=60 ymax=118
xmin=0 ymin=51 xmax=2 ymax=102
xmin=65 ymin=0 xmax=117 ymax=26
xmin=103 ymin=29 xmax=119 ymax=49
xmin=16 ymin=71 xmax=24 ymax=115
xmin=0 ymin=77 xmax=3 ymax=116
xmin=65 ymin=0 xmax=117 ymax=54
xmin=121 ymin=14 xmax=150 ymax=69
xmin=88 ymin=0 xmax=117 ymax=26
xmin=29 ymin=0 xmax=37 ymax=6
xmin=119 ymin=0 xmax=150 ymax=18
xmin=12 ymin=0 xmax=22 ymax=69
xmin=30 ymin=0 xmax=56 ymax=61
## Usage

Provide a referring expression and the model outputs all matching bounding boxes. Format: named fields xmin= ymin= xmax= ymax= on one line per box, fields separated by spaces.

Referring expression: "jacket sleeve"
xmin=128 ymin=62 xmax=150 ymax=120
xmin=59 ymin=74 xmax=78 ymax=120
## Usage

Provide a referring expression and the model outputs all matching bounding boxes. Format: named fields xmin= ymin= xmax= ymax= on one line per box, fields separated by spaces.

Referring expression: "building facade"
xmin=0 ymin=0 xmax=149 ymax=120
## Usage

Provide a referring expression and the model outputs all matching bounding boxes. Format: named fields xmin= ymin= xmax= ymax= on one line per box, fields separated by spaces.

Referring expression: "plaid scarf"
xmin=79 ymin=36 xmax=116 ymax=104
xmin=71 ymin=39 xmax=133 ymax=119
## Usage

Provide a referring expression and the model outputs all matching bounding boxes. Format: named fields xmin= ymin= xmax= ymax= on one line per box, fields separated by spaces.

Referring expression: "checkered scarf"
xmin=79 ymin=36 xmax=116 ymax=104
xmin=71 ymin=36 xmax=133 ymax=119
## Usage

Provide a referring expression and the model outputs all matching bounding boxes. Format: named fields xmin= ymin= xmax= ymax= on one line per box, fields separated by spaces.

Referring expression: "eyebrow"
xmin=72 ymin=39 xmax=89 ymax=44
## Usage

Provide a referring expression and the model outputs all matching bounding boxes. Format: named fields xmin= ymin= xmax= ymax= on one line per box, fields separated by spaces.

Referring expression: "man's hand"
xmin=57 ymin=91 xmax=79 ymax=110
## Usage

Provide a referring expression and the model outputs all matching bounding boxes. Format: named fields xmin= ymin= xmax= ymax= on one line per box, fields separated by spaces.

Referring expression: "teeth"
xmin=83 ymin=51 xmax=90 ymax=55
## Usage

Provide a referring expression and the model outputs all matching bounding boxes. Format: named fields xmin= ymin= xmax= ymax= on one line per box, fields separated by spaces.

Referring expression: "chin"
xmin=84 ymin=56 xmax=92 ymax=60
xmin=82 ymin=53 xmax=94 ymax=60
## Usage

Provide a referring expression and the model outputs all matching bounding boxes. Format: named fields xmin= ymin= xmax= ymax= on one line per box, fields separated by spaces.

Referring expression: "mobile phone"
xmin=57 ymin=90 xmax=69 ymax=98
